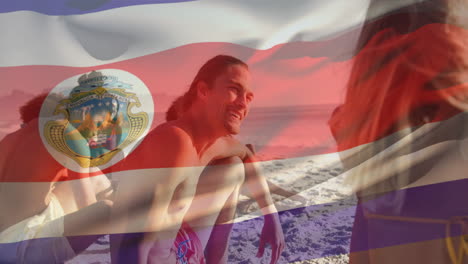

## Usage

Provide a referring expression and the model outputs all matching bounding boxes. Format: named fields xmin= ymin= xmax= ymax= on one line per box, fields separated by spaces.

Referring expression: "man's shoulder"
xmin=148 ymin=122 xmax=193 ymax=146
xmin=137 ymin=122 xmax=196 ymax=156
xmin=121 ymin=122 xmax=198 ymax=168
xmin=132 ymin=122 xmax=198 ymax=167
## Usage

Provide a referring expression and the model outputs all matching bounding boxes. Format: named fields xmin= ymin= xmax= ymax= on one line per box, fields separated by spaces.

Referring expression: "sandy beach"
xmin=228 ymin=154 xmax=355 ymax=264
xmin=67 ymin=153 xmax=356 ymax=264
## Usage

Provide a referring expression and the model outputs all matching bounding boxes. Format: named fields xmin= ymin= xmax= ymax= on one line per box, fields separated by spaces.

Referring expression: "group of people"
xmin=0 ymin=55 xmax=286 ymax=263
xmin=5 ymin=0 xmax=468 ymax=262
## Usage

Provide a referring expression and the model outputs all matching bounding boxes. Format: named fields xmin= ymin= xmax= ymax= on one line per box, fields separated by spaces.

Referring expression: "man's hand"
xmin=257 ymin=213 xmax=285 ymax=264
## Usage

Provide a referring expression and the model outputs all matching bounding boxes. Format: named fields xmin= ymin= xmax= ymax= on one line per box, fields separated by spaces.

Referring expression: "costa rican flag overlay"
xmin=2 ymin=0 xmax=468 ymax=263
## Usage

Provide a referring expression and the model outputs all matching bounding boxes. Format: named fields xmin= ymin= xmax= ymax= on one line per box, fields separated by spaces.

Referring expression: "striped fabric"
xmin=3 ymin=0 xmax=468 ymax=263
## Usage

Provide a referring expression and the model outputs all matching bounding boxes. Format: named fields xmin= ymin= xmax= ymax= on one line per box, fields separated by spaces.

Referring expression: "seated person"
xmin=110 ymin=55 xmax=284 ymax=264
xmin=0 ymin=94 xmax=113 ymax=263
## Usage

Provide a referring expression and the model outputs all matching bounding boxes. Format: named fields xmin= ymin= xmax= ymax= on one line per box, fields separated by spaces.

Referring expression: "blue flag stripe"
xmin=1 ymin=178 xmax=466 ymax=262
xmin=0 ymin=0 xmax=195 ymax=15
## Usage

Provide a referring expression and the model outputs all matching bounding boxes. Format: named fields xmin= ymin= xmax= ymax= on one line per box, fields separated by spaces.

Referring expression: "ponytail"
xmin=165 ymin=96 xmax=185 ymax=121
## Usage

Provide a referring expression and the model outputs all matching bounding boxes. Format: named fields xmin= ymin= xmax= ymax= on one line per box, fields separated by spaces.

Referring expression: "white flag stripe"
xmin=0 ymin=0 xmax=427 ymax=67
xmin=339 ymin=110 xmax=468 ymax=196
xmin=2 ymin=127 xmax=464 ymax=244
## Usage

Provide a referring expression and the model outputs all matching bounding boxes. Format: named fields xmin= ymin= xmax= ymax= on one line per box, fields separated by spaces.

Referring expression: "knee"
xmin=91 ymin=199 xmax=114 ymax=220
xmin=100 ymin=199 xmax=114 ymax=207
xmin=97 ymin=199 xmax=114 ymax=211
xmin=91 ymin=175 xmax=113 ymax=200
xmin=210 ymin=156 xmax=243 ymax=166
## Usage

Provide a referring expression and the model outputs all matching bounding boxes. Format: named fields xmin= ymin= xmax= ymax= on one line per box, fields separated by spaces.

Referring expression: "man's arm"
xmin=242 ymin=149 xmax=285 ymax=264
xmin=202 ymin=138 xmax=277 ymax=211
xmin=204 ymin=137 xmax=285 ymax=264
xmin=200 ymin=136 xmax=285 ymax=263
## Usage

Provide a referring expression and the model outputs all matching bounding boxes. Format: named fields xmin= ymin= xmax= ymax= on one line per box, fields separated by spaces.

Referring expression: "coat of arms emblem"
xmin=40 ymin=69 xmax=153 ymax=171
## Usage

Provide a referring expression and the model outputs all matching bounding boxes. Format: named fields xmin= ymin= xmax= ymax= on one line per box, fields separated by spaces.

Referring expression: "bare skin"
xmin=0 ymin=118 xmax=113 ymax=261
xmin=0 ymin=119 xmax=94 ymax=232
xmin=110 ymin=64 xmax=284 ymax=264
xmin=185 ymin=142 xmax=285 ymax=264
